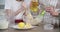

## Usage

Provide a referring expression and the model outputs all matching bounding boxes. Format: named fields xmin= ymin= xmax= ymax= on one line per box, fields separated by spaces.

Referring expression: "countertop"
xmin=0 ymin=25 xmax=59 ymax=32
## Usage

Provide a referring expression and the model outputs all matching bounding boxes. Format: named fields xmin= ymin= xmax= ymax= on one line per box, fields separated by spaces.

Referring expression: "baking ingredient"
xmin=30 ymin=0 xmax=39 ymax=13
xmin=25 ymin=23 xmax=32 ymax=28
xmin=18 ymin=22 xmax=25 ymax=29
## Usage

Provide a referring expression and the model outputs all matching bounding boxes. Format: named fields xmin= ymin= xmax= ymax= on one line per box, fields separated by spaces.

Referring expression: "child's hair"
xmin=16 ymin=0 xmax=24 ymax=1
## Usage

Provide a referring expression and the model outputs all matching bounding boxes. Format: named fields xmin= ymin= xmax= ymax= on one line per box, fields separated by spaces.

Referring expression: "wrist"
xmin=51 ymin=12 xmax=59 ymax=17
xmin=49 ymin=10 xmax=54 ymax=14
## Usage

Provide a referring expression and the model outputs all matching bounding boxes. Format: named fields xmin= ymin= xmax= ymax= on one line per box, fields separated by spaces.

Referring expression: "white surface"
xmin=44 ymin=24 xmax=54 ymax=30
xmin=0 ymin=20 xmax=9 ymax=29
xmin=0 ymin=9 xmax=9 ymax=29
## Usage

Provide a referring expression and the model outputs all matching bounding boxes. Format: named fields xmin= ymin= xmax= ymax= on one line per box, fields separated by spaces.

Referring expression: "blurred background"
xmin=0 ymin=0 xmax=5 ymax=9
xmin=0 ymin=0 xmax=60 ymax=10
xmin=0 ymin=0 xmax=60 ymax=26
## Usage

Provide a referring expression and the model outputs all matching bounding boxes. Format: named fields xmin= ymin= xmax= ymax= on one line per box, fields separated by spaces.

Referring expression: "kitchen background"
xmin=0 ymin=0 xmax=60 ymax=30
xmin=0 ymin=0 xmax=5 ymax=9
xmin=0 ymin=0 xmax=5 ymax=23
xmin=0 ymin=0 xmax=60 ymax=9
xmin=0 ymin=0 xmax=60 ymax=10
xmin=0 ymin=0 xmax=60 ymax=26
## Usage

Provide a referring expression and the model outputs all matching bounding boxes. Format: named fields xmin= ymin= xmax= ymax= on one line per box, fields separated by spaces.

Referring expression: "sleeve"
xmin=4 ymin=0 xmax=12 ymax=9
xmin=39 ymin=0 xmax=58 ymax=7
xmin=49 ymin=0 xmax=58 ymax=7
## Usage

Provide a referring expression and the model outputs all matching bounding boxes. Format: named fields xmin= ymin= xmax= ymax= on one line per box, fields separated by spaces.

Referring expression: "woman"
xmin=39 ymin=0 xmax=59 ymax=28
xmin=5 ymin=0 xmax=26 ymax=25
xmin=5 ymin=0 xmax=33 ymax=25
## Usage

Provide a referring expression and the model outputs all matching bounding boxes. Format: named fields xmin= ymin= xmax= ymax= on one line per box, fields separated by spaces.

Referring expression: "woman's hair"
xmin=16 ymin=0 xmax=24 ymax=1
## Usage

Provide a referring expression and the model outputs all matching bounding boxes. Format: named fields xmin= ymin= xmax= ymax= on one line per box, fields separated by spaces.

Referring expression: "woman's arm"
xmin=50 ymin=11 xmax=59 ymax=17
xmin=5 ymin=9 xmax=13 ymax=17
xmin=5 ymin=0 xmax=27 ymax=17
xmin=14 ymin=2 xmax=27 ymax=16
xmin=5 ymin=5 xmax=25 ymax=18
xmin=14 ymin=6 xmax=25 ymax=16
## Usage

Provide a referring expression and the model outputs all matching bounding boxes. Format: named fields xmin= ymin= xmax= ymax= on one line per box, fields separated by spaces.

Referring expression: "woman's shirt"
xmin=5 ymin=0 xmax=25 ymax=19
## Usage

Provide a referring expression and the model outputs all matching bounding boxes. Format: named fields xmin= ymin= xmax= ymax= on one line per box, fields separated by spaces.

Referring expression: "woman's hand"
xmin=50 ymin=11 xmax=59 ymax=17
xmin=45 ymin=6 xmax=59 ymax=16
xmin=45 ymin=6 xmax=54 ymax=12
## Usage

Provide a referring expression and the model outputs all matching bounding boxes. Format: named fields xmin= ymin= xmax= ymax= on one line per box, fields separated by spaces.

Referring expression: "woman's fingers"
xmin=45 ymin=6 xmax=54 ymax=12
xmin=51 ymin=12 xmax=59 ymax=16
xmin=45 ymin=6 xmax=59 ymax=16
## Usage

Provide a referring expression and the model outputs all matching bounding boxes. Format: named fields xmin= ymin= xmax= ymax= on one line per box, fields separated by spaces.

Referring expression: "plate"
xmin=10 ymin=25 xmax=37 ymax=29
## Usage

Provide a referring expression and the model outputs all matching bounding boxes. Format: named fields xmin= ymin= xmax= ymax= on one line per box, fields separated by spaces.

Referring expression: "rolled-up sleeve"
xmin=39 ymin=0 xmax=58 ymax=7
xmin=5 ymin=0 xmax=11 ymax=9
xmin=49 ymin=0 xmax=58 ymax=7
